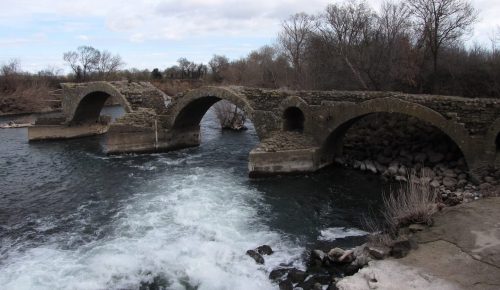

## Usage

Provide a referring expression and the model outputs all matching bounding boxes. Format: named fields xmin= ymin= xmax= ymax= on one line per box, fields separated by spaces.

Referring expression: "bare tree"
xmin=209 ymin=55 xmax=230 ymax=83
xmin=213 ymin=100 xmax=247 ymax=130
xmin=97 ymin=50 xmax=123 ymax=79
xmin=406 ymin=0 xmax=478 ymax=74
xmin=317 ymin=0 xmax=375 ymax=90
xmin=0 ymin=59 xmax=21 ymax=76
xmin=63 ymin=46 xmax=101 ymax=81
xmin=278 ymin=13 xmax=314 ymax=88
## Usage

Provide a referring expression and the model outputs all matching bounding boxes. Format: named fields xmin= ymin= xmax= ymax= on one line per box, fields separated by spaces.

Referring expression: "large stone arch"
xmin=165 ymin=86 xmax=257 ymax=134
xmin=62 ymin=82 xmax=132 ymax=124
xmin=320 ymin=97 xmax=474 ymax=169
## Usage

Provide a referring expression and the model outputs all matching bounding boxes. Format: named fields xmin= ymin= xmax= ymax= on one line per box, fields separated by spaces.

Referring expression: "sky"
xmin=0 ymin=0 xmax=499 ymax=73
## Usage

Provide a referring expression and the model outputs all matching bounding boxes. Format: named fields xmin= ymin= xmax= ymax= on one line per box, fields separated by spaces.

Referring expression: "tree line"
xmin=2 ymin=0 xmax=500 ymax=99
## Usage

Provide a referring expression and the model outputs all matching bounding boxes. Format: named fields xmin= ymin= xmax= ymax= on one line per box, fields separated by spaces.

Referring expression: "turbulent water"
xmin=0 ymin=107 xmax=383 ymax=290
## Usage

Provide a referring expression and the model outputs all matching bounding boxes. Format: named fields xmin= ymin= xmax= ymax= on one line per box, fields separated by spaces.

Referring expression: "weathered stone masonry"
xmin=28 ymin=81 xmax=500 ymax=178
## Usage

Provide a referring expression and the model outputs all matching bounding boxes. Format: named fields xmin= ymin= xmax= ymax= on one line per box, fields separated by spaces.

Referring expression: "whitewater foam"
xmin=0 ymin=167 xmax=303 ymax=290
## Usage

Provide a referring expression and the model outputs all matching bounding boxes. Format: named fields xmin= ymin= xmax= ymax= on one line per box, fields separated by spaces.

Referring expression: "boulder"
xmin=479 ymin=183 xmax=492 ymax=191
xmin=312 ymin=249 xmax=327 ymax=262
xmin=387 ymin=163 xmax=399 ymax=176
xmin=257 ymin=245 xmax=273 ymax=255
xmin=367 ymin=245 xmax=390 ymax=260
xmin=297 ymin=274 xmax=332 ymax=289
xmin=288 ymin=269 xmax=307 ymax=284
xmin=395 ymin=176 xmax=407 ymax=182
xmin=443 ymin=169 xmax=457 ymax=178
xmin=442 ymin=177 xmax=457 ymax=188
xmin=328 ymin=248 xmax=345 ymax=261
xmin=338 ymin=250 xmax=354 ymax=263
xmin=279 ymin=279 xmax=293 ymax=290
xmin=397 ymin=165 xmax=407 ymax=176
xmin=364 ymin=160 xmax=378 ymax=174
xmin=269 ymin=268 xmax=291 ymax=281
xmin=246 ymin=250 xmax=264 ymax=264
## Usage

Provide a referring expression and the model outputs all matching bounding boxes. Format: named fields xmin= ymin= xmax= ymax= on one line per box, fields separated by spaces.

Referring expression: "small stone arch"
xmin=166 ymin=86 xmax=258 ymax=136
xmin=283 ymin=107 xmax=305 ymax=132
xmin=320 ymin=97 xmax=474 ymax=169
xmin=63 ymin=82 xmax=131 ymax=124
xmin=279 ymin=96 xmax=310 ymax=133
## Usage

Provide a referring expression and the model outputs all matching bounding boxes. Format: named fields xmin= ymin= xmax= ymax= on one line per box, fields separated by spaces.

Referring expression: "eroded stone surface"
xmin=338 ymin=197 xmax=500 ymax=290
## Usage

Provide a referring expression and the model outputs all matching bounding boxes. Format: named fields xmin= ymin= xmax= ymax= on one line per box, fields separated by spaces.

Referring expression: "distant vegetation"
xmin=1 ymin=0 xmax=499 ymax=114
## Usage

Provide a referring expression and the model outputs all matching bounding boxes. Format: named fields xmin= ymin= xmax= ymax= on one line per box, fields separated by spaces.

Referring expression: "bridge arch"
xmin=166 ymin=86 xmax=255 ymax=132
xmin=320 ymin=97 xmax=474 ymax=168
xmin=278 ymin=96 xmax=309 ymax=133
xmin=63 ymin=82 xmax=132 ymax=124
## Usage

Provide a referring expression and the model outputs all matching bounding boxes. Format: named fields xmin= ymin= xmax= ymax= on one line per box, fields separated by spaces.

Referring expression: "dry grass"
xmin=361 ymin=170 xmax=439 ymax=245
xmin=382 ymin=172 xmax=438 ymax=232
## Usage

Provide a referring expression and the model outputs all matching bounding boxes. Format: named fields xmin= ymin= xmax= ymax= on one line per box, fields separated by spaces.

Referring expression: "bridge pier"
xmin=104 ymin=126 xmax=201 ymax=154
xmin=28 ymin=115 xmax=112 ymax=141
xmin=248 ymin=147 xmax=326 ymax=177
xmin=28 ymin=123 xmax=109 ymax=141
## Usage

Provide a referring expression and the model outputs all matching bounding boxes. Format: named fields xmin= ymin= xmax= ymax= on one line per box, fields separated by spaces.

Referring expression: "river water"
xmin=0 ymin=107 xmax=383 ymax=290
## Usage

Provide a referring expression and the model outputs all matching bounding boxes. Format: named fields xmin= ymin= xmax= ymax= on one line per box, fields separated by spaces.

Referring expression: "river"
xmin=0 ymin=106 xmax=383 ymax=290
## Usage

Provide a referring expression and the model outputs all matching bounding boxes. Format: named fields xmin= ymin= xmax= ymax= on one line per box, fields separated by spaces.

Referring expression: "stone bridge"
xmin=29 ymin=81 xmax=500 ymax=178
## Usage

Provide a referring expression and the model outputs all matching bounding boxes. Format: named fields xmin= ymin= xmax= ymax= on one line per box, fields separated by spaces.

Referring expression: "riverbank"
xmin=337 ymin=197 xmax=500 ymax=289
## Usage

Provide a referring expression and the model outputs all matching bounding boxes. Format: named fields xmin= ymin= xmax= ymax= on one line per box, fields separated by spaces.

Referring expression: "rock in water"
xmin=288 ymin=269 xmax=307 ymax=284
xmin=257 ymin=245 xmax=273 ymax=255
xmin=312 ymin=249 xmax=327 ymax=262
xmin=279 ymin=279 xmax=293 ymax=290
xmin=246 ymin=249 xmax=264 ymax=264
xmin=269 ymin=268 xmax=291 ymax=281
xmin=328 ymin=247 xmax=345 ymax=261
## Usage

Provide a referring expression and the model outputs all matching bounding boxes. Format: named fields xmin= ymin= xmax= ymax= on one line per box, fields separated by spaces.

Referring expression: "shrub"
xmin=382 ymin=172 xmax=438 ymax=232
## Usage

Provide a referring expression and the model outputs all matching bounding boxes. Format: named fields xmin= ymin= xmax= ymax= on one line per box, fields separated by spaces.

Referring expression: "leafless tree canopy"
xmin=278 ymin=13 xmax=314 ymax=87
xmin=63 ymin=46 xmax=123 ymax=81
xmin=5 ymin=0 xmax=500 ymax=102
xmin=406 ymin=0 xmax=478 ymax=73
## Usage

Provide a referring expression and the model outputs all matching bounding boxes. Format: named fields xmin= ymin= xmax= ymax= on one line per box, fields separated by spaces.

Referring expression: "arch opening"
xmin=71 ymin=91 xmax=125 ymax=124
xmin=172 ymin=95 xmax=256 ymax=138
xmin=322 ymin=113 xmax=471 ymax=192
xmin=283 ymin=107 xmax=305 ymax=132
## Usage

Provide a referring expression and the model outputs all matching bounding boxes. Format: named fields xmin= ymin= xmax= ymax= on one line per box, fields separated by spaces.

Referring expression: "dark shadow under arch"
xmin=283 ymin=107 xmax=305 ymax=132
xmin=71 ymin=91 xmax=113 ymax=124
xmin=322 ymin=112 xmax=469 ymax=170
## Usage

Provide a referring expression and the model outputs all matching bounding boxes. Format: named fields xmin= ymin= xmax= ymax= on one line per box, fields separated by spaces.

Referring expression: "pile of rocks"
xmin=254 ymin=132 xmax=317 ymax=152
xmin=259 ymin=224 xmax=425 ymax=290
xmin=336 ymin=113 xmax=498 ymax=203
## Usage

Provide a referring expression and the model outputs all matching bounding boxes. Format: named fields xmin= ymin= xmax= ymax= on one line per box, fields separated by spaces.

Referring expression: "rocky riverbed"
xmin=335 ymin=113 xmax=499 ymax=204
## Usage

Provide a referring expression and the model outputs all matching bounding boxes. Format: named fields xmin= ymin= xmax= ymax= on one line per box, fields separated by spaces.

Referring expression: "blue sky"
xmin=1 ymin=0 xmax=499 ymax=73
